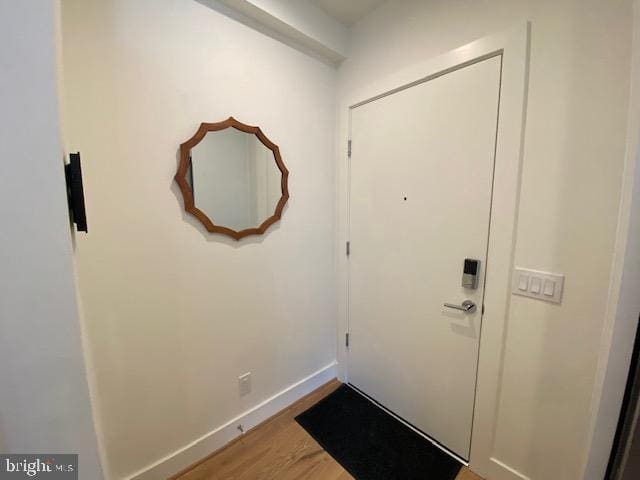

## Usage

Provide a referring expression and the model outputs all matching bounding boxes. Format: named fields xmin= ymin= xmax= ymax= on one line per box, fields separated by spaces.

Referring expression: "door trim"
xmin=336 ymin=23 xmax=531 ymax=480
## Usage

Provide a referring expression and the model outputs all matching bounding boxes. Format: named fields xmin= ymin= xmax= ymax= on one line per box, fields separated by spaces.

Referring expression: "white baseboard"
xmin=126 ymin=361 xmax=338 ymax=480
xmin=488 ymin=457 xmax=532 ymax=480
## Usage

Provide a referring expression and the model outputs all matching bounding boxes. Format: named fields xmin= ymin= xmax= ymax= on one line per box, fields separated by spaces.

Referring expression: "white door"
xmin=348 ymin=56 xmax=502 ymax=460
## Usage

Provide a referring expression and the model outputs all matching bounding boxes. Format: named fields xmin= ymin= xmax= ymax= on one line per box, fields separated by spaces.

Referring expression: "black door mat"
xmin=295 ymin=384 xmax=462 ymax=480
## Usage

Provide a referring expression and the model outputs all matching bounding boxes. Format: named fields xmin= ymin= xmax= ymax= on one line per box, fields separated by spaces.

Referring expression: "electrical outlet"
xmin=238 ymin=372 xmax=251 ymax=396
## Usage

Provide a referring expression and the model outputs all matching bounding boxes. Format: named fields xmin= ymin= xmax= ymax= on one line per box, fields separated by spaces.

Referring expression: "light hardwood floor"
xmin=173 ymin=379 xmax=483 ymax=480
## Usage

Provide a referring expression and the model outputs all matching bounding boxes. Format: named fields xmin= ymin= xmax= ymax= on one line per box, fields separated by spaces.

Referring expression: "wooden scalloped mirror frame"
xmin=175 ymin=117 xmax=289 ymax=240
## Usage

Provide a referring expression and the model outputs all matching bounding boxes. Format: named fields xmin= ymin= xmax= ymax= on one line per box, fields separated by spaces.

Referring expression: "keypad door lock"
xmin=462 ymin=258 xmax=480 ymax=290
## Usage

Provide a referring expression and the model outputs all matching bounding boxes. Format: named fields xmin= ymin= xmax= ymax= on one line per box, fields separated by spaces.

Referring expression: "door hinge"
xmin=347 ymin=140 xmax=352 ymax=158
xmin=345 ymin=332 xmax=350 ymax=347
xmin=482 ymin=304 xmax=485 ymax=315
xmin=346 ymin=241 xmax=350 ymax=256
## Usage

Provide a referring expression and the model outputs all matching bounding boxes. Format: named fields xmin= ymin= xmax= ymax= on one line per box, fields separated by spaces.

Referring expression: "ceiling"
xmin=309 ymin=0 xmax=386 ymax=27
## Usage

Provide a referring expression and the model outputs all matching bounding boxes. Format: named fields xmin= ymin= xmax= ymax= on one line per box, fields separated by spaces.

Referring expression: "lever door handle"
xmin=444 ymin=300 xmax=477 ymax=313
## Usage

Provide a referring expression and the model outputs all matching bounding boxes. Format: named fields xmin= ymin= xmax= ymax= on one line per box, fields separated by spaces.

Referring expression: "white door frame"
xmin=336 ymin=24 xmax=531 ymax=480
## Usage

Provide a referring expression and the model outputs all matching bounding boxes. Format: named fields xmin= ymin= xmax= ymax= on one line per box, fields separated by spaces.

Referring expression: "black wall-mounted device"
xmin=65 ymin=152 xmax=88 ymax=233
xmin=462 ymin=258 xmax=480 ymax=289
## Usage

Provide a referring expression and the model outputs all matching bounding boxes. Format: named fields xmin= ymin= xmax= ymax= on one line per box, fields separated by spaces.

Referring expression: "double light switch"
xmin=512 ymin=268 xmax=564 ymax=304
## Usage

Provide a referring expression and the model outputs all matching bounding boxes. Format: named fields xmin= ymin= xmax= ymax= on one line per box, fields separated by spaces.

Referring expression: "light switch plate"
xmin=512 ymin=268 xmax=564 ymax=304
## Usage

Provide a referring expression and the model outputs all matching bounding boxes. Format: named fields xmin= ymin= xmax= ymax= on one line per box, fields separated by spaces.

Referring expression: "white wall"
xmin=57 ymin=0 xmax=637 ymax=478
xmin=60 ymin=0 xmax=337 ymax=478
xmin=585 ymin=1 xmax=640 ymax=476
xmin=0 ymin=1 xmax=104 ymax=478
xmin=338 ymin=1 xmax=633 ymax=479
xmin=213 ymin=0 xmax=349 ymax=62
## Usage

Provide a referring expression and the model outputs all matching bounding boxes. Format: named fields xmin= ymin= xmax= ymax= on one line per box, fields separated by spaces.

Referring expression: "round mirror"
xmin=175 ymin=118 xmax=289 ymax=240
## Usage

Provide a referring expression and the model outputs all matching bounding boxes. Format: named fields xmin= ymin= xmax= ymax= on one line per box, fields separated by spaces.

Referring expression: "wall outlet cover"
xmin=238 ymin=372 xmax=251 ymax=396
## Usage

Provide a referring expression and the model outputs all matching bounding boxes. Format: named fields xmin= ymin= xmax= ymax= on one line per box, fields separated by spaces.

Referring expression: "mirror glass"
xmin=188 ymin=129 xmax=283 ymax=232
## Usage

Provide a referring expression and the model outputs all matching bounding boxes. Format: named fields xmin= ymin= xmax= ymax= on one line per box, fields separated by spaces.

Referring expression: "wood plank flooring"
xmin=174 ymin=379 xmax=483 ymax=480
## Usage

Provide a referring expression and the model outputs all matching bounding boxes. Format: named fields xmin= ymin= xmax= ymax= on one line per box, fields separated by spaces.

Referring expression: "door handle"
xmin=443 ymin=300 xmax=477 ymax=313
